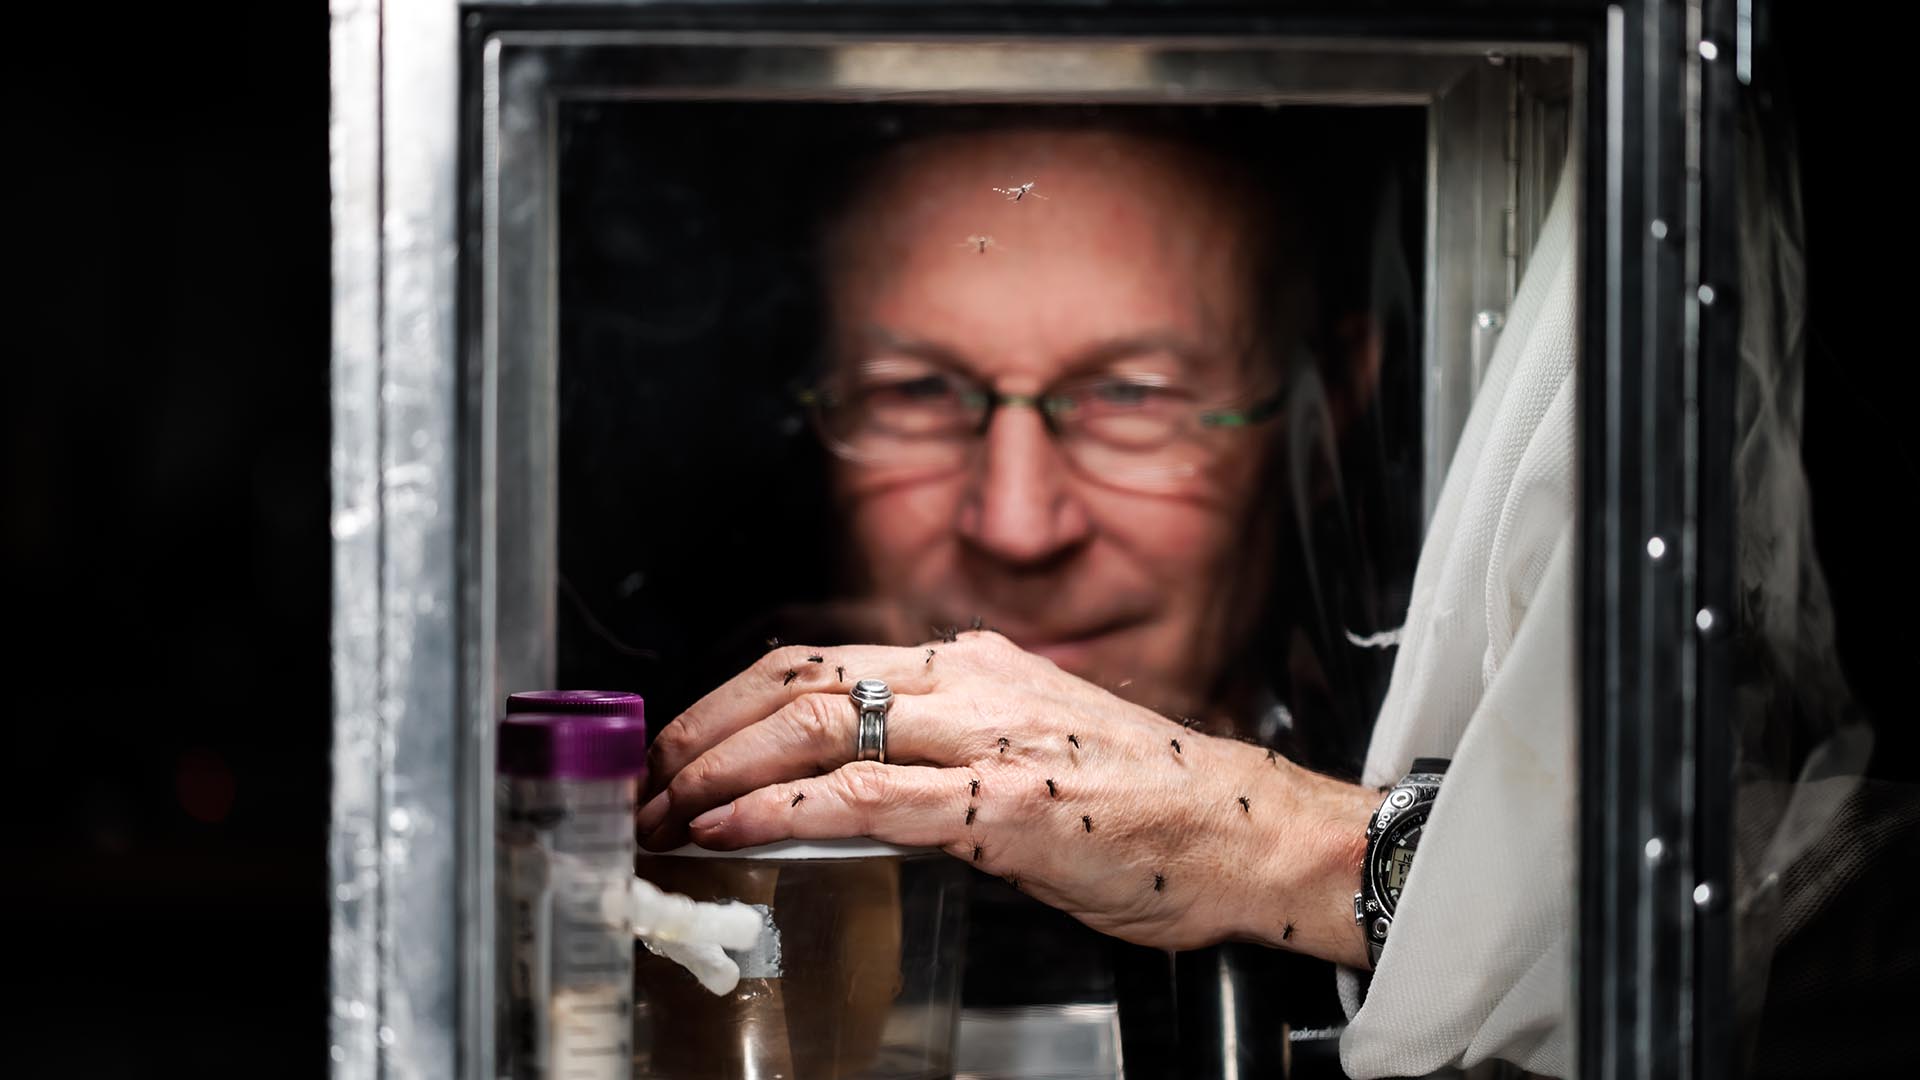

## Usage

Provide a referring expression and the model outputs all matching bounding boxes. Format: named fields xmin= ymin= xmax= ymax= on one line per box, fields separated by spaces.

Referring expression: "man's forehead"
xmin=819 ymin=125 xmax=1279 ymax=381
xmin=840 ymin=127 xmax=1248 ymax=233
xmin=829 ymin=129 xmax=1263 ymax=306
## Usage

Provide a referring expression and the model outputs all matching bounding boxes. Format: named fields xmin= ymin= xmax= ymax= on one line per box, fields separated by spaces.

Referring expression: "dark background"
xmin=6 ymin=2 xmax=1909 ymax=1077
xmin=11 ymin=5 xmax=331 ymax=1075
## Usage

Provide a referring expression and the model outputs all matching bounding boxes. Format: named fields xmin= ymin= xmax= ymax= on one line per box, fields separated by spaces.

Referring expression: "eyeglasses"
xmin=797 ymin=363 xmax=1284 ymax=493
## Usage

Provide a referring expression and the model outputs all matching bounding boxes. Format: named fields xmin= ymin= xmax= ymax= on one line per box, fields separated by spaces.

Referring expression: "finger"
xmin=639 ymin=691 xmax=958 ymax=848
xmin=645 ymin=644 xmax=940 ymax=796
xmin=686 ymin=762 xmax=981 ymax=857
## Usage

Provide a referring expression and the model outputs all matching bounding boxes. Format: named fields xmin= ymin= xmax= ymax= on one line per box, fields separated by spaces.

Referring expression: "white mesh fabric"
xmin=1336 ymin=158 xmax=1579 ymax=1079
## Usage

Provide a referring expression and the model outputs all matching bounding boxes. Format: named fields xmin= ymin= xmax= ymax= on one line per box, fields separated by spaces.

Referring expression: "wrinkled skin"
xmin=638 ymin=634 xmax=1375 ymax=966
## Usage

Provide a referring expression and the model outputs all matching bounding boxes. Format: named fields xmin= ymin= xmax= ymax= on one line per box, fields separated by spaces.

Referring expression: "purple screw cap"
xmin=506 ymin=689 xmax=645 ymax=725
xmin=497 ymin=711 xmax=648 ymax=780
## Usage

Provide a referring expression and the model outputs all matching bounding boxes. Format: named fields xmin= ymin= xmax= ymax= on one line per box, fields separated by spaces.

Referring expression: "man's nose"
xmin=954 ymin=404 xmax=1094 ymax=565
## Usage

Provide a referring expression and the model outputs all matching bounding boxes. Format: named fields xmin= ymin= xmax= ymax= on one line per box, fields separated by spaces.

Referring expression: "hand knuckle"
xmin=835 ymin=761 xmax=893 ymax=809
xmin=752 ymin=649 xmax=786 ymax=679
xmin=676 ymin=755 xmax=722 ymax=798
xmin=650 ymin=722 xmax=691 ymax=767
xmin=792 ymin=694 xmax=841 ymax=745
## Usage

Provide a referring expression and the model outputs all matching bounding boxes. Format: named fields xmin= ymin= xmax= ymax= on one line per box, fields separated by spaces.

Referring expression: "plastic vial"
xmin=497 ymin=692 xmax=647 ymax=1080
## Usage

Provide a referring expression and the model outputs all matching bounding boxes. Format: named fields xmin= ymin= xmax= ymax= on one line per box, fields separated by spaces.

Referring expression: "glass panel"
xmin=554 ymin=98 xmax=1430 ymax=798
xmin=491 ymin=36 xmax=1584 ymax=1079
xmin=555 ymin=100 xmax=1432 ymax=1076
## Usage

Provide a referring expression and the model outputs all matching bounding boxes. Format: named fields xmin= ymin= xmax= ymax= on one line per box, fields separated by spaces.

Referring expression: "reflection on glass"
xmin=1721 ymin=97 xmax=1919 ymax=1078
xmin=558 ymin=103 xmax=1424 ymax=763
xmin=557 ymin=101 xmax=1428 ymax=1075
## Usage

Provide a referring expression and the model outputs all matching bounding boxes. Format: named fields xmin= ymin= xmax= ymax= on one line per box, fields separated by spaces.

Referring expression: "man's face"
xmin=824 ymin=129 xmax=1278 ymax=711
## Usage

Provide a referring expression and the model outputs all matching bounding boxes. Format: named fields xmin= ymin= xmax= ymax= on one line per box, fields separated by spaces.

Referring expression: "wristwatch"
xmin=1354 ymin=757 xmax=1449 ymax=969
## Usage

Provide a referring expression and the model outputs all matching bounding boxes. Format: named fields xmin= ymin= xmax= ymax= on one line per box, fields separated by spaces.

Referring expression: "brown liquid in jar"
xmin=635 ymin=857 xmax=903 ymax=1079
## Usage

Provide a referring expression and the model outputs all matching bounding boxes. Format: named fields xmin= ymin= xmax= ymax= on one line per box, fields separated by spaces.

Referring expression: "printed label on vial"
xmin=502 ymin=786 xmax=634 ymax=1079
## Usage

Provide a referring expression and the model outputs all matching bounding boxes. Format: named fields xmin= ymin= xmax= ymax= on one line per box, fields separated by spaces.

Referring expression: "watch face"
xmin=1369 ymin=810 xmax=1428 ymax=917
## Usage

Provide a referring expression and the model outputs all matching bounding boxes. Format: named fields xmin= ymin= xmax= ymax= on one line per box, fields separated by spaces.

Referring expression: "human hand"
xmin=636 ymin=631 xmax=1375 ymax=964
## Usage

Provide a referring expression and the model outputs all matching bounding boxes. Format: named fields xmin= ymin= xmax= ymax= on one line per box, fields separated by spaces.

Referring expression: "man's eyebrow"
xmin=1064 ymin=332 xmax=1221 ymax=375
xmin=849 ymin=328 xmax=971 ymax=370
xmin=848 ymin=327 xmax=1223 ymax=376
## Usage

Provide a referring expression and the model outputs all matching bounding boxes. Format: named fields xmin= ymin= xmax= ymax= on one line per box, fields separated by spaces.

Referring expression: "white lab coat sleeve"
xmin=1335 ymin=159 xmax=1580 ymax=1079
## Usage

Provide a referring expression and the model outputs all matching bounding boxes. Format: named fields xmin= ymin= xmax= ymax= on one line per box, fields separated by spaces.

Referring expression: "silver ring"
xmin=851 ymin=678 xmax=892 ymax=763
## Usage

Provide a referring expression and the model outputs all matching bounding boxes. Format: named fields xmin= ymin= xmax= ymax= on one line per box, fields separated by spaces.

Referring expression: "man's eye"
xmin=864 ymin=374 xmax=960 ymax=404
xmin=1088 ymin=379 xmax=1172 ymax=408
xmin=896 ymin=375 xmax=959 ymax=400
